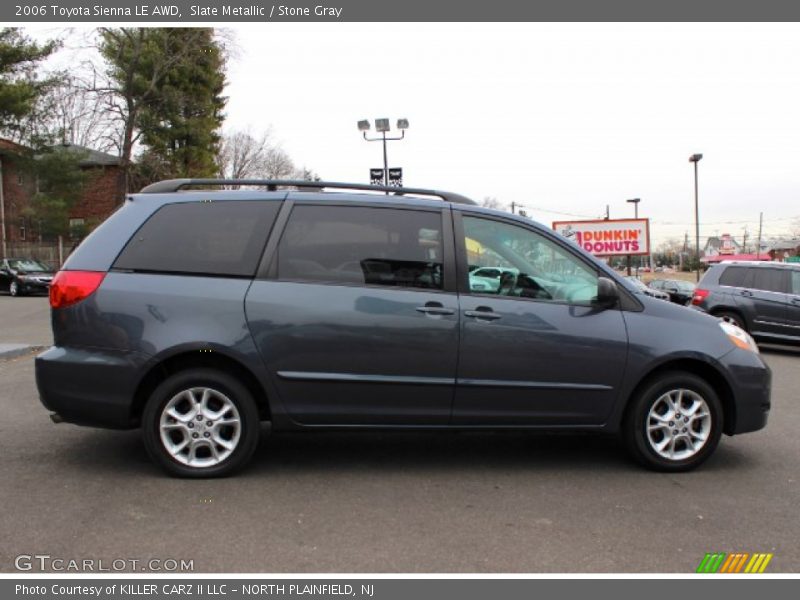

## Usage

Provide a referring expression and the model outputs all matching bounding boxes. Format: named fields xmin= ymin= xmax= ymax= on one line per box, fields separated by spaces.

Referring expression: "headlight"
xmin=719 ymin=320 xmax=759 ymax=353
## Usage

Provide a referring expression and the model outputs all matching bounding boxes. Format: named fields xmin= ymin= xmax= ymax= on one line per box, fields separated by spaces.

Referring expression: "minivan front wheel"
xmin=623 ymin=372 xmax=722 ymax=471
xmin=142 ymin=369 xmax=260 ymax=477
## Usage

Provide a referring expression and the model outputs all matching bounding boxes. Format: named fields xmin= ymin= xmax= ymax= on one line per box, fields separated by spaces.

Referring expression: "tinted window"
xmin=274 ymin=205 xmax=443 ymax=290
xmin=718 ymin=266 xmax=748 ymax=287
xmin=750 ymin=268 xmax=787 ymax=293
xmin=791 ymin=270 xmax=800 ymax=295
xmin=115 ymin=201 xmax=280 ymax=277
xmin=463 ymin=216 xmax=598 ymax=304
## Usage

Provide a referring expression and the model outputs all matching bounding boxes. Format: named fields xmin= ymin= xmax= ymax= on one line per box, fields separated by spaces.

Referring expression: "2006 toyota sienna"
xmin=35 ymin=179 xmax=771 ymax=477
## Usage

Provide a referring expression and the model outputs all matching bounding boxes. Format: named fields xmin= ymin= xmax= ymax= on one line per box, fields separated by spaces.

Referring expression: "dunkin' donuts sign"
xmin=552 ymin=218 xmax=650 ymax=257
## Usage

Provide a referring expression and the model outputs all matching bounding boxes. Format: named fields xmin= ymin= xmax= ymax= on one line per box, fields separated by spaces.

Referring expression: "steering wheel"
xmin=497 ymin=272 xmax=518 ymax=296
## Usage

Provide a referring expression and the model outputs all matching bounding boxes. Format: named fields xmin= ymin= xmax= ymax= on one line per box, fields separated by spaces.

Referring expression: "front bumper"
xmin=718 ymin=348 xmax=771 ymax=434
xmin=35 ymin=346 xmax=151 ymax=429
xmin=17 ymin=279 xmax=50 ymax=294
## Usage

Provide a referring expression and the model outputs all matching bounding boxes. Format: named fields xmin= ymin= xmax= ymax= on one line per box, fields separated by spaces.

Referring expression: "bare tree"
xmin=481 ymin=196 xmax=504 ymax=210
xmin=217 ymin=129 xmax=311 ymax=186
xmin=14 ymin=75 xmax=119 ymax=152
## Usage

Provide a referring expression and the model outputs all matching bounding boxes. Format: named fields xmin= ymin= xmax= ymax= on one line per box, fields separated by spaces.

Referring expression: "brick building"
xmin=0 ymin=138 xmax=121 ymax=258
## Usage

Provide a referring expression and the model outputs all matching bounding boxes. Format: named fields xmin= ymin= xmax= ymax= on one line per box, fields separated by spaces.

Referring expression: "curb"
xmin=0 ymin=344 xmax=42 ymax=361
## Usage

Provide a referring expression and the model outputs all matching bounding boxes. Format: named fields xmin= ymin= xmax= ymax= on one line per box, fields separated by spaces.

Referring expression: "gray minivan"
xmin=35 ymin=180 xmax=771 ymax=477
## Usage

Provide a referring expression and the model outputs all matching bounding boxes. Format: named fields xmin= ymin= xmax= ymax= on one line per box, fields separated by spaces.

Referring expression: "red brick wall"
xmin=1 ymin=155 xmax=37 ymax=243
xmin=69 ymin=166 xmax=121 ymax=223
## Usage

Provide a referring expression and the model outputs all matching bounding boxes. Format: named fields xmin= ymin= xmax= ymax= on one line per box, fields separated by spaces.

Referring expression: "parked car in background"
xmin=0 ymin=258 xmax=55 ymax=296
xmin=469 ymin=266 xmax=519 ymax=292
xmin=624 ymin=276 xmax=670 ymax=301
xmin=36 ymin=179 xmax=770 ymax=477
xmin=692 ymin=260 xmax=800 ymax=345
xmin=649 ymin=279 xmax=696 ymax=305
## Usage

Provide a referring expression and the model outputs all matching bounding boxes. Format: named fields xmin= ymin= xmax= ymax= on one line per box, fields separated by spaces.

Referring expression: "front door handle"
xmin=416 ymin=302 xmax=455 ymax=316
xmin=791 ymin=297 xmax=800 ymax=305
xmin=465 ymin=306 xmax=502 ymax=321
xmin=739 ymin=290 xmax=754 ymax=297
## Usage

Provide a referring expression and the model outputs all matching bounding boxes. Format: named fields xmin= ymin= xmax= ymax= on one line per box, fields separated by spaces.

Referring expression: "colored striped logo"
xmin=696 ymin=552 xmax=774 ymax=573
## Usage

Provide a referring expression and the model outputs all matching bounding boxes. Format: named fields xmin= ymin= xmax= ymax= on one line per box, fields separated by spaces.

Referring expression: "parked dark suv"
xmin=692 ymin=260 xmax=800 ymax=345
xmin=35 ymin=180 xmax=771 ymax=477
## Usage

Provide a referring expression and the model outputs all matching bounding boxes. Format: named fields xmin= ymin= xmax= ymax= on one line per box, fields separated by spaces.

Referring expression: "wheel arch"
xmin=708 ymin=306 xmax=747 ymax=328
xmin=130 ymin=348 xmax=272 ymax=427
xmin=620 ymin=358 xmax=736 ymax=436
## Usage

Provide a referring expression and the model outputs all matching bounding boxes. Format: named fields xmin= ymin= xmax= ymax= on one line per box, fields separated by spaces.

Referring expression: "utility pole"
xmin=510 ymin=202 xmax=516 ymax=215
xmin=742 ymin=227 xmax=749 ymax=254
xmin=689 ymin=153 xmax=703 ymax=282
xmin=756 ymin=212 xmax=763 ymax=259
xmin=605 ymin=205 xmax=610 ymax=220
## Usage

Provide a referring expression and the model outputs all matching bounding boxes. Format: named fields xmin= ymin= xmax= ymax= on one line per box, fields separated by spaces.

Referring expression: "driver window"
xmin=463 ymin=216 xmax=598 ymax=304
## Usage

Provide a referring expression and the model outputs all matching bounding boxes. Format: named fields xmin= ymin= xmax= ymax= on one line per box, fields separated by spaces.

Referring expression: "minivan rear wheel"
xmin=623 ymin=371 xmax=722 ymax=471
xmin=142 ymin=369 xmax=260 ymax=477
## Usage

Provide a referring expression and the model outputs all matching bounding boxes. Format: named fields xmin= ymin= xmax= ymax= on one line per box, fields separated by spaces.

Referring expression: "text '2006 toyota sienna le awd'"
xmin=35 ymin=179 xmax=771 ymax=477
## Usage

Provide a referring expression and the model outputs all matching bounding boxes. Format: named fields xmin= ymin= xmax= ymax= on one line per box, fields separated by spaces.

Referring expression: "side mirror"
xmin=594 ymin=276 xmax=619 ymax=308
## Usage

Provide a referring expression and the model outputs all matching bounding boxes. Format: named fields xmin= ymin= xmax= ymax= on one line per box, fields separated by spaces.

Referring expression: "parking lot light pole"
xmin=358 ymin=118 xmax=409 ymax=187
xmin=689 ymin=153 xmax=703 ymax=282
xmin=626 ymin=198 xmax=640 ymax=276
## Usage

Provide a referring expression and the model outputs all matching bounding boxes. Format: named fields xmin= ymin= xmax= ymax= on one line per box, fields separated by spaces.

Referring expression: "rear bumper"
xmin=35 ymin=346 xmax=150 ymax=429
xmin=719 ymin=348 xmax=771 ymax=434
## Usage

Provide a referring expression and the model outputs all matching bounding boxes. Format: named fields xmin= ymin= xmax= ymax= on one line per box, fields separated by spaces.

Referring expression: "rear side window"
xmin=791 ymin=270 xmax=800 ymax=295
xmin=273 ymin=205 xmax=443 ymax=290
xmin=114 ymin=201 xmax=280 ymax=277
xmin=718 ymin=266 xmax=748 ymax=287
xmin=748 ymin=268 xmax=787 ymax=293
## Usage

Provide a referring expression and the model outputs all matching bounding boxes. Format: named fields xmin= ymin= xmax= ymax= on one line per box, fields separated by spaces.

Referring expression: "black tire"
xmin=623 ymin=371 xmax=722 ymax=472
xmin=142 ymin=368 xmax=261 ymax=478
xmin=717 ymin=310 xmax=746 ymax=332
xmin=9 ymin=279 xmax=22 ymax=297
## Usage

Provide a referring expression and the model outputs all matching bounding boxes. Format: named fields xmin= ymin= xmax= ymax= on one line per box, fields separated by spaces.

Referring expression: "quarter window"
xmin=748 ymin=268 xmax=787 ymax=294
xmin=114 ymin=201 xmax=280 ymax=277
xmin=274 ymin=205 xmax=444 ymax=290
xmin=791 ymin=270 xmax=800 ymax=295
xmin=462 ymin=216 xmax=598 ymax=304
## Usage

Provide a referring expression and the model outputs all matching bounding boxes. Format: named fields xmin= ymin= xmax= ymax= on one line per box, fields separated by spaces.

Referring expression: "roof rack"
xmin=138 ymin=178 xmax=476 ymax=205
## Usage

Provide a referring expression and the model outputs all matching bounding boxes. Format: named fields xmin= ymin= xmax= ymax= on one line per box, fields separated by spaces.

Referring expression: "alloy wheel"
xmin=646 ymin=388 xmax=712 ymax=461
xmin=159 ymin=387 xmax=242 ymax=468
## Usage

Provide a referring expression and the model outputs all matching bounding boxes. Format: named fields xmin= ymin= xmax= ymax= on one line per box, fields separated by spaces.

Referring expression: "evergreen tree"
xmin=20 ymin=146 xmax=88 ymax=238
xmin=136 ymin=28 xmax=226 ymax=179
xmin=0 ymin=28 xmax=59 ymax=132
xmin=97 ymin=27 xmax=226 ymax=194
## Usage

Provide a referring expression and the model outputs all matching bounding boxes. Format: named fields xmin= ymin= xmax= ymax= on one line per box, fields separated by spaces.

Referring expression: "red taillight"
xmin=49 ymin=271 xmax=106 ymax=309
xmin=691 ymin=288 xmax=710 ymax=306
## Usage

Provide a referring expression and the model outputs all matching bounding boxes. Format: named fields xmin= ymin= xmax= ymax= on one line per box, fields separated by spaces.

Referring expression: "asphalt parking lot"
xmin=0 ymin=295 xmax=798 ymax=573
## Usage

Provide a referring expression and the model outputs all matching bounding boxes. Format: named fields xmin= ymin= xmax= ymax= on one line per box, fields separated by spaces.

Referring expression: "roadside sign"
xmin=369 ymin=168 xmax=384 ymax=185
xmin=552 ymin=218 xmax=650 ymax=257
xmin=388 ymin=168 xmax=403 ymax=187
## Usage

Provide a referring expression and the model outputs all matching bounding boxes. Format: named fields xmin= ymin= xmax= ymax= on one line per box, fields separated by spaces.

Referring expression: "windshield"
xmin=8 ymin=259 xmax=49 ymax=272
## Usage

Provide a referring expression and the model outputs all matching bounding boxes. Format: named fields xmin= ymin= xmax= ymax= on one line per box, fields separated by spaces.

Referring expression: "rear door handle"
xmin=416 ymin=302 xmax=455 ymax=316
xmin=739 ymin=290 xmax=753 ymax=297
xmin=791 ymin=298 xmax=800 ymax=305
xmin=464 ymin=307 xmax=502 ymax=321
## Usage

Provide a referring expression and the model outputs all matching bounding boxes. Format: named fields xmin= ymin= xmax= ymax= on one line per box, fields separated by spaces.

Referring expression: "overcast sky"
xmin=34 ymin=23 xmax=800 ymax=247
